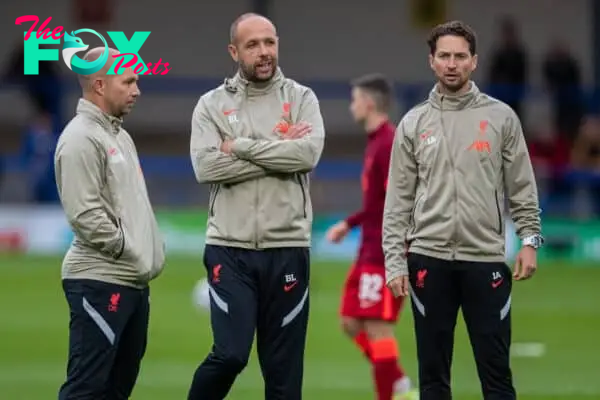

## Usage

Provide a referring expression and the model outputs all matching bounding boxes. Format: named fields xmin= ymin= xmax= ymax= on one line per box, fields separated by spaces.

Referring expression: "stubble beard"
xmin=240 ymin=60 xmax=277 ymax=83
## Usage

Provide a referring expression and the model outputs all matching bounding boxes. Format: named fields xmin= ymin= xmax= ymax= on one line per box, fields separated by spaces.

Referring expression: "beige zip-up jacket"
xmin=383 ymin=82 xmax=541 ymax=283
xmin=55 ymin=99 xmax=166 ymax=289
xmin=190 ymin=68 xmax=325 ymax=249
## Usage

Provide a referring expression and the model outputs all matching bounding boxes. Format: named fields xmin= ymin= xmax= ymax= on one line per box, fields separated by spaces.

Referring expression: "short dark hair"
xmin=351 ymin=73 xmax=393 ymax=112
xmin=427 ymin=20 xmax=477 ymax=56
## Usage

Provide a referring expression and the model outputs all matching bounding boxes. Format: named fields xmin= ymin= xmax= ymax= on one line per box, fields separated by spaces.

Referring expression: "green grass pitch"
xmin=0 ymin=254 xmax=598 ymax=399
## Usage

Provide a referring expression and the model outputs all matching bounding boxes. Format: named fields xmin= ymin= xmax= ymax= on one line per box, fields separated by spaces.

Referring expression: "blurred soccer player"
xmin=54 ymin=47 xmax=166 ymax=399
xmin=383 ymin=21 xmax=543 ymax=399
xmin=326 ymin=74 xmax=417 ymax=400
xmin=187 ymin=13 xmax=325 ymax=400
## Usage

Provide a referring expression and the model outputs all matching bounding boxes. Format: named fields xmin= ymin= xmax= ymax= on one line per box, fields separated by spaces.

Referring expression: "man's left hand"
xmin=513 ymin=246 xmax=538 ymax=281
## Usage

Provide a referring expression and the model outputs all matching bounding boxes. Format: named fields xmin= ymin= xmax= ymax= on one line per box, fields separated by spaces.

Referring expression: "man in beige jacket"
xmin=383 ymin=21 xmax=543 ymax=400
xmin=187 ymin=13 xmax=325 ymax=400
xmin=55 ymin=47 xmax=165 ymax=399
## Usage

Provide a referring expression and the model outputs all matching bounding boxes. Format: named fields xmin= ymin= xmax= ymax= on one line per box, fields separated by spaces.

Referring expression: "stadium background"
xmin=0 ymin=0 xmax=599 ymax=399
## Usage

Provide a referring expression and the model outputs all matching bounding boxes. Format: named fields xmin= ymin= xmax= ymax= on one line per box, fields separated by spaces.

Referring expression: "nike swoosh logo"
xmin=284 ymin=282 xmax=298 ymax=292
xmin=492 ymin=278 xmax=504 ymax=289
xmin=223 ymin=109 xmax=237 ymax=115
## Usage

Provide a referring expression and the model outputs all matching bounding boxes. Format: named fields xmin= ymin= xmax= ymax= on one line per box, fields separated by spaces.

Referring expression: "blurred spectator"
xmin=529 ymin=129 xmax=571 ymax=176
xmin=566 ymin=116 xmax=600 ymax=217
xmin=542 ymin=40 xmax=584 ymax=142
xmin=2 ymin=39 xmax=64 ymax=132
xmin=0 ymin=155 xmax=4 ymax=196
xmin=20 ymin=103 xmax=60 ymax=204
xmin=571 ymin=116 xmax=600 ymax=170
xmin=527 ymin=126 xmax=571 ymax=215
xmin=488 ymin=17 xmax=528 ymax=125
xmin=72 ymin=0 xmax=114 ymax=30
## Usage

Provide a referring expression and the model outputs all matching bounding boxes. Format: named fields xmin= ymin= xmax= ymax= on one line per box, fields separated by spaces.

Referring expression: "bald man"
xmin=188 ymin=13 xmax=325 ymax=400
xmin=55 ymin=47 xmax=166 ymax=400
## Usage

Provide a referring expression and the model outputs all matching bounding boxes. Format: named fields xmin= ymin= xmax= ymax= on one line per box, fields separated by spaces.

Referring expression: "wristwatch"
xmin=522 ymin=234 xmax=544 ymax=249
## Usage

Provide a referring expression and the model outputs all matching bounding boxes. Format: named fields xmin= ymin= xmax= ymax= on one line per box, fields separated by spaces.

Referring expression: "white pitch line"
xmin=512 ymin=342 xmax=546 ymax=358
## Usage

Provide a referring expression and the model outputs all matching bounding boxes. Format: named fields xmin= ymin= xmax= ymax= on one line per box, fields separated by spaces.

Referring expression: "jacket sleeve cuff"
xmin=385 ymin=264 xmax=408 ymax=285
xmin=231 ymin=138 xmax=254 ymax=158
xmin=518 ymin=230 xmax=541 ymax=240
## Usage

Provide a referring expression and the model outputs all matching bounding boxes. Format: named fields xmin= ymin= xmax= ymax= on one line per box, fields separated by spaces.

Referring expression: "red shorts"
xmin=340 ymin=263 xmax=405 ymax=322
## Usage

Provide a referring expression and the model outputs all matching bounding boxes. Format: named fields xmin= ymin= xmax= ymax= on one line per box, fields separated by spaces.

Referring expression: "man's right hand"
xmin=220 ymin=140 xmax=234 ymax=154
xmin=387 ymin=275 xmax=410 ymax=297
xmin=326 ymin=220 xmax=350 ymax=243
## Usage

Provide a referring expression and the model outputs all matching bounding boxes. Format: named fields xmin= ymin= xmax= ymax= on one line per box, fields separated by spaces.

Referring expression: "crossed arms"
xmin=190 ymin=89 xmax=325 ymax=185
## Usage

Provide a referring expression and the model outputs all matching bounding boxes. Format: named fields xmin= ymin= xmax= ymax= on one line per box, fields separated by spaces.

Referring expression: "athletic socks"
xmin=353 ymin=332 xmax=406 ymax=400
xmin=353 ymin=330 xmax=372 ymax=360
xmin=370 ymin=337 xmax=405 ymax=400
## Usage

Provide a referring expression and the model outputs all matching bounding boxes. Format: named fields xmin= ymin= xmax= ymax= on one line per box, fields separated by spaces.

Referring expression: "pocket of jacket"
xmin=114 ymin=218 xmax=126 ymax=260
xmin=410 ymin=193 xmax=425 ymax=229
xmin=115 ymin=218 xmax=140 ymax=264
xmin=209 ymin=184 xmax=220 ymax=217
xmin=494 ymin=190 xmax=502 ymax=234
xmin=296 ymin=174 xmax=307 ymax=218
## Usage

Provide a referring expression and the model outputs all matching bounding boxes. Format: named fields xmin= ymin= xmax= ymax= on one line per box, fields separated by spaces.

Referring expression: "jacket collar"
xmin=224 ymin=67 xmax=285 ymax=97
xmin=76 ymin=98 xmax=123 ymax=134
xmin=428 ymin=81 xmax=480 ymax=111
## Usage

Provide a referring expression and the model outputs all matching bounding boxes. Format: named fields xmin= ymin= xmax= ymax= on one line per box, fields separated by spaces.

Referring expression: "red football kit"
xmin=340 ymin=121 xmax=404 ymax=322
